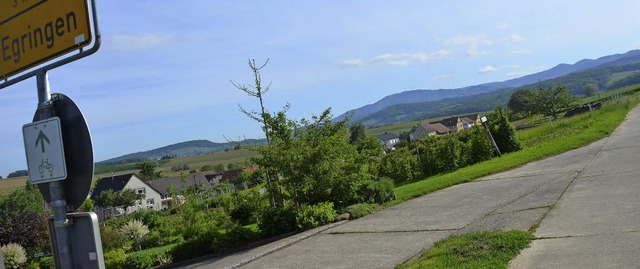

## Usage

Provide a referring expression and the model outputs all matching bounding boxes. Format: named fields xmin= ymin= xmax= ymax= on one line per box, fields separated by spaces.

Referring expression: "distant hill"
xmin=358 ymin=61 xmax=640 ymax=127
xmin=99 ymin=139 xmax=265 ymax=164
xmin=336 ymin=49 xmax=640 ymax=123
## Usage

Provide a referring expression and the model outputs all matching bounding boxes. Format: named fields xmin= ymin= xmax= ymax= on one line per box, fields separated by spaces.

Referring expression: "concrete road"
xmin=180 ymin=105 xmax=640 ymax=269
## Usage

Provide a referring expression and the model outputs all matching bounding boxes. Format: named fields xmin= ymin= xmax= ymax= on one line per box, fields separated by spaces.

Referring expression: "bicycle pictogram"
xmin=39 ymin=158 xmax=54 ymax=175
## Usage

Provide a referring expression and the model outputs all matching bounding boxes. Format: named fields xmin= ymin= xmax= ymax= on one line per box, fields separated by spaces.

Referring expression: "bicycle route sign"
xmin=22 ymin=117 xmax=67 ymax=184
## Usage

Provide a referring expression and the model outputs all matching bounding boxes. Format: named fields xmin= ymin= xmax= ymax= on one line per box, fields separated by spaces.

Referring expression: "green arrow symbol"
xmin=35 ymin=130 xmax=50 ymax=153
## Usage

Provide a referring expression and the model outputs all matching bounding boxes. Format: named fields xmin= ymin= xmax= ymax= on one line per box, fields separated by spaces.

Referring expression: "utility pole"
xmin=480 ymin=116 xmax=502 ymax=157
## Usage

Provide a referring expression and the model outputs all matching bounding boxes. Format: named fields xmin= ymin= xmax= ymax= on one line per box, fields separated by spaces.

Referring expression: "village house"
xmin=90 ymin=173 xmax=163 ymax=220
xmin=148 ymin=172 xmax=212 ymax=209
xmin=375 ymin=132 xmax=400 ymax=149
xmin=409 ymin=113 xmax=481 ymax=141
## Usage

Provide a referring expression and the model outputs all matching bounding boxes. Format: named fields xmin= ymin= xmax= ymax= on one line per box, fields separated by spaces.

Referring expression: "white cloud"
xmin=511 ymin=49 xmax=534 ymax=55
xmin=110 ymin=33 xmax=174 ymax=51
xmin=340 ymin=59 xmax=364 ymax=67
xmin=509 ymin=34 xmax=526 ymax=42
xmin=343 ymin=50 xmax=448 ymax=67
xmin=432 ymin=50 xmax=451 ymax=58
xmin=372 ymin=53 xmax=430 ymax=64
xmin=445 ymin=34 xmax=493 ymax=57
xmin=478 ymin=65 xmax=499 ymax=73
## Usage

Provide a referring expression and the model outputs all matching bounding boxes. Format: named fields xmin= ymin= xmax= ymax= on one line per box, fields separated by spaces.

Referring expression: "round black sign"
xmin=33 ymin=93 xmax=94 ymax=212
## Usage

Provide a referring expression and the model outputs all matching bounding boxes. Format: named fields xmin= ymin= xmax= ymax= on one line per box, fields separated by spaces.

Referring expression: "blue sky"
xmin=1 ymin=0 xmax=639 ymax=177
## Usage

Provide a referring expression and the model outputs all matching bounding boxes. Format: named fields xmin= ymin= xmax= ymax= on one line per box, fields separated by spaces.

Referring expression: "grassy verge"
xmin=396 ymin=231 xmax=532 ymax=269
xmin=393 ymin=95 xmax=638 ymax=203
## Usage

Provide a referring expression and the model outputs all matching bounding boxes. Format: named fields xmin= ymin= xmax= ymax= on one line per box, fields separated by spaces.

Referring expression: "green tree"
xmin=463 ymin=126 xmax=495 ymax=164
xmin=7 ymin=170 xmax=28 ymax=178
xmin=0 ymin=189 xmax=48 ymax=258
xmin=508 ymin=88 xmax=535 ymax=114
xmin=94 ymin=189 xmax=142 ymax=210
xmin=583 ymin=83 xmax=599 ymax=97
xmin=531 ymin=84 xmax=579 ymax=119
xmin=379 ymin=147 xmax=419 ymax=184
xmin=488 ymin=107 xmax=522 ymax=154
xmin=136 ymin=162 xmax=161 ymax=181
xmin=254 ymin=108 xmax=366 ymax=208
xmin=349 ymin=123 xmax=366 ymax=144
xmin=232 ymin=58 xmax=283 ymax=208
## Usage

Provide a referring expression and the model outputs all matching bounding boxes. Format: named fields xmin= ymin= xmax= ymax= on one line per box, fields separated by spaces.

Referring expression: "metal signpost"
xmin=1 ymin=1 xmax=103 ymax=268
xmin=480 ymin=116 xmax=502 ymax=157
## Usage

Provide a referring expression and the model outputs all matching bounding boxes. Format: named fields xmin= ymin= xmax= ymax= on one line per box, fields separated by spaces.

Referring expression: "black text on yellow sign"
xmin=0 ymin=0 xmax=92 ymax=79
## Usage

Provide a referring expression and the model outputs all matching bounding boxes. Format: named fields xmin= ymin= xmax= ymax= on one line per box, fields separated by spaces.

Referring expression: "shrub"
xmin=170 ymin=236 xmax=211 ymax=262
xmin=258 ymin=206 xmax=297 ymax=238
xmin=296 ymin=202 xmax=336 ymax=230
xmin=38 ymin=256 xmax=55 ymax=269
xmin=130 ymin=210 xmax=164 ymax=230
xmin=489 ymin=106 xmax=521 ymax=154
xmin=100 ymin=223 xmax=126 ymax=252
xmin=463 ymin=126 xmax=495 ymax=164
xmin=121 ymin=219 xmax=150 ymax=242
xmin=123 ymin=251 xmax=154 ymax=269
xmin=210 ymin=226 xmax=260 ymax=253
xmin=104 ymin=249 xmax=127 ymax=269
xmin=344 ymin=203 xmax=384 ymax=219
xmin=379 ymin=147 xmax=420 ymax=183
xmin=356 ymin=177 xmax=396 ymax=204
xmin=2 ymin=243 xmax=27 ymax=269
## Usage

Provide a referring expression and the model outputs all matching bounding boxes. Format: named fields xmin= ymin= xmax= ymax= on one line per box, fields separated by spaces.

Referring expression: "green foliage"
xmin=94 ymin=189 xmax=142 ymax=209
xmin=462 ymin=126 xmax=495 ymax=164
xmin=488 ymin=107 xmax=522 ymax=154
xmin=79 ymin=198 xmax=94 ymax=212
xmin=416 ymin=135 xmax=464 ymax=177
xmin=123 ymin=251 xmax=155 ymax=269
xmin=7 ymin=170 xmax=28 ymax=178
xmin=379 ymin=147 xmax=419 ymax=183
xmin=398 ymin=231 xmax=532 ymax=269
xmin=104 ymin=249 xmax=127 ymax=269
xmin=200 ymin=164 xmax=214 ymax=172
xmin=583 ymin=83 xmax=599 ymax=97
xmin=0 ymin=189 xmax=49 ymax=257
xmin=136 ymin=161 xmax=162 ymax=181
xmin=38 ymin=256 xmax=54 ymax=269
xmin=210 ymin=225 xmax=261 ymax=253
xmin=121 ymin=219 xmax=150 ymax=242
xmin=530 ymin=84 xmax=579 ymax=119
xmin=100 ymin=223 xmax=126 ymax=252
xmin=255 ymin=108 xmax=368 ymax=207
xmin=1 ymin=243 xmax=27 ymax=269
xmin=349 ymin=123 xmax=366 ymax=144
xmin=258 ymin=206 xmax=297 ymax=238
xmin=356 ymin=178 xmax=396 ymax=204
xmin=295 ymin=202 xmax=337 ymax=230
xmin=508 ymin=88 xmax=534 ymax=114
xmin=229 ymin=189 xmax=263 ymax=226
xmin=169 ymin=235 xmax=212 ymax=262
xmin=344 ymin=203 xmax=384 ymax=220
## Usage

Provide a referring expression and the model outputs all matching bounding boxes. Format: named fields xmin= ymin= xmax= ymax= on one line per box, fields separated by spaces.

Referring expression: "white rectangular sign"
xmin=22 ymin=117 xmax=67 ymax=184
